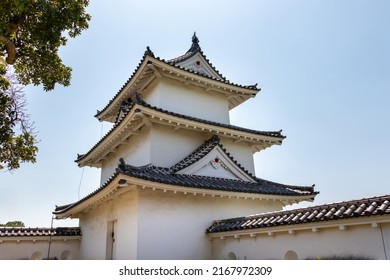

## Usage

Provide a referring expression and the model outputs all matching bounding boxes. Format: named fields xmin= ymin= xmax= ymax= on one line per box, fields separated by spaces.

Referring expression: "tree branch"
xmin=0 ymin=35 xmax=16 ymax=64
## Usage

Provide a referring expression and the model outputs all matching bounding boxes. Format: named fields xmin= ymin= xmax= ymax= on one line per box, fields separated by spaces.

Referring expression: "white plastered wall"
xmin=150 ymin=124 xmax=207 ymax=168
xmin=136 ymin=188 xmax=283 ymax=260
xmin=145 ymin=78 xmax=230 ymax=124
xmin=100 ymin=128 xmax=151 ymax=184
xmin=149 ymin=125 xmax=256 ymax=173
xmin=211 ymin=221 xmax=390 ymax=260
xmin=219 ymin=137 xmax=256 ymax=175
xmin=0 ymin=238 xmax=80 ymax=260
xmin=100 ymin=123 xmax=256 ymax=184
xmin=78 ymin=189 xmax=138 ymax=260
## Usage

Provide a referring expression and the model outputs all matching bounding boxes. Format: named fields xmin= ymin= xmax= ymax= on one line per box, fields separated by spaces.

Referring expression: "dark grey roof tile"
xmin=353 ymin=203 xmax=366 ymax=216
xmin=61 ymin=135 xmax=317 ymax=216
xmin=166 ymin=33 xmax=227 ymax=81
xmin=97 ymin=35 xmax=259 ymax=119
xmin=334 ymin=206 xmax=346 ymax=218
xmin=325 ymin=207 xmax=337 ymax=219
xmin=307 ymin=210 xmax=319 ymax=220
xmin=78 ymin=97 xmax=285 ymax=164
xmin=377 ymin=200 xmax=390 ymax=213
xmin=343 ymin=205 xmax=356 ymax=217
xmin=207 ymin=194 xmax=390 ymax=233
xmin=0 ymin=227 xmax=81 ymax=238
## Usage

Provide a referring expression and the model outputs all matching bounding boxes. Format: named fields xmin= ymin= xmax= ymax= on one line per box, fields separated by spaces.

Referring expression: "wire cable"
xmin=78 ymin=167 xmax=85 ymax=200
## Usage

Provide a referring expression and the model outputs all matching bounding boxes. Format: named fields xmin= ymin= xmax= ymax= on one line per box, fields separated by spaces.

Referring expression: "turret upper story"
xmin=95 ymin=33 xmax=260 ymax=125
xmin=76 ymin=34 xmax=285 ymax=184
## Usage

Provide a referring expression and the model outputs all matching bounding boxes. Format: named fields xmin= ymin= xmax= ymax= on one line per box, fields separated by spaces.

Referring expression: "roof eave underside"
xmin=76 ymin=103 xmax=285 ymax=167
xmin=54 ymin=172 xmax=317 ymax=219
xmin=95 ymin=56 xmax=260 ymax=122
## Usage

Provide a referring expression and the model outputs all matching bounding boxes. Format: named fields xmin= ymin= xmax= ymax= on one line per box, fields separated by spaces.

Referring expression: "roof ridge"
xmin=166 ymin=32 xmax=201 ymax=64
xmin=95 ymin=47 xmax=152 ymax=119
xmin=170 ymin=135 xmax=220 ymax=172
xmin=217 ymin=140 xmax=259 ymax=181
xmin=135 ymin=97 xmax=285 ymax=138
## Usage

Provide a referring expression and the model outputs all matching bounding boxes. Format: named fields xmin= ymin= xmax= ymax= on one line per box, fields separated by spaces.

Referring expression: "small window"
xmin=60 ymin=250 xmax=71 ymax=260
xmin=227 ymin=251 xmax=237 ymax=260
xmin=284 ymin=250 xmax=299 ymax=260
xmin=31 ymin=251 xmax=43 ymax=260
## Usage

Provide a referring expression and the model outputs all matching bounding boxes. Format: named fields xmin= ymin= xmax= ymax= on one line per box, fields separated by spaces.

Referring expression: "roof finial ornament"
xmin=117 ymin=158 xmax=127 ymax=172
xmin=192 ymin=32 xmax=199 ymax=44
xmin=145 ymin=46 xmax=155 ymax=57
xmin=188 ymin=32 xmax=200 ymax=53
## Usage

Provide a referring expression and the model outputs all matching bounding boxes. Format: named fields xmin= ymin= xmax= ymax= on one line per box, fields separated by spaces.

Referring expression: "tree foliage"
xmin=0 ymin=70 xmax=37 ymax=170
xmin=0 ymin=0 xmax=91 ymax=91
xmin=0 ymin=0 xmax=90 ymax=170
xmin=0 ymin=220 xmax=25 ymax=227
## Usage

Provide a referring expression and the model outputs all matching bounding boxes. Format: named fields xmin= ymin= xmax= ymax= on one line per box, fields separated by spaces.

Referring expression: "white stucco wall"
xmin=79 ymin=189 xmax=138 ymax=260
xmin=382 ymin=223 xmax=390 ymax=258
xmin=100 ymin=128 xmax=151 ymax=184
xmin=148 ymin=125 xmax=256 ymax=173
xmin=219 ymin=138 xmax=256 ymax=175
xmin=150 ymin=124 xmax=207 ymax=168
xmin=145 ymin=79 xmax=230 ymax=124
xmin=78 ymin=186 xmax=283 ymax=260
xmin=100 ymin=123 xmax=256 ymax=183
xmin=136 ymin=188 xmax=283 ymax=260
xmin=0 ymin=238 xmax=80 ymax=260
xmin=210 ymin=221 xmax=390 ymax=260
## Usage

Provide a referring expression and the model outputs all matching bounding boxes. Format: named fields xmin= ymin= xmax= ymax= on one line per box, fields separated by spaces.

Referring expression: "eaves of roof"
xmin=58 ymin=133 xmax=318 ymax=218
xmin=137 ymin=96 xmax=284 ymax=139
xmin=116 ymin=161 xmax=317 ymax=198
xmin=53 ymin=171 xmax=125 ymax=218
xmin=76 ymin=97 xmax=285 ymax=167
xmin=95 ymin=49 xmax=260 ymax=122
xmin=54 ymin=166 xmax=317 ymax=219
xmin=206 ymin=194 xmax=390 ymax=234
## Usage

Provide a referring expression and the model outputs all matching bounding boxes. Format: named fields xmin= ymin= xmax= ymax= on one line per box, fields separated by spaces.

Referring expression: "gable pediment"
xmin=175 ymin=145 xmax=256 ymax=182
xmin=175 ymin=53 xmax=223 ymax=80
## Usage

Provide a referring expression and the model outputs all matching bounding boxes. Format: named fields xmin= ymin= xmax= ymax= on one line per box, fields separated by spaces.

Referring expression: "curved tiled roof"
xmin=115 ymin=160 xmax=316 ymax=197
xmin=170 ymin=135 xmax=259 ymax=182
xmin=167 ymin=32 xmax=203 ymax=64
xmin=158 ymin=55 xmax=258 ymax=90
xmin=77 ymin=96 xmax=284 ymax=163
xmin=207 ymin=194 xmax=390 ymax=233
xmin=166 ymin=32 xmax=227 ymax=81
xmin=135 ymin=96 xmax=283 ymax=138
xmin=95 ymin=49 xmax=151 ymax=119
xmin=170 ymin=135 xmax=224 ymax=172
xmin=0 ymin=227 xmax=81 ymax=237
xmin=96 ymin=34 xmax=259 ymax=120
xmin=58 ymin=136 xmax=317 ymax=216
xmin=54 ymin=165 xmax=316 ymax=215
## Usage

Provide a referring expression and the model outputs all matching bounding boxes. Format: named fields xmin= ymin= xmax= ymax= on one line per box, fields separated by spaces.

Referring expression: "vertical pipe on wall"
xmin=380 ymin=224 xmax=388 ymax=260
xmin=47 ymin=215 xmax=54 ymax=260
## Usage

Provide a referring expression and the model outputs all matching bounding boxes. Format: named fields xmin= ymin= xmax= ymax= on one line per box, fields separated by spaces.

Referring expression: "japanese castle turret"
xmin=54 ymin=33 xmax=317 ymax=260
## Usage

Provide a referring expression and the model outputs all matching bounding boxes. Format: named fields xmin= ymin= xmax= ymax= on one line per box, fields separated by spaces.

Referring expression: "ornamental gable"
xmin=174 ymin=52 xmax=223 ymax=80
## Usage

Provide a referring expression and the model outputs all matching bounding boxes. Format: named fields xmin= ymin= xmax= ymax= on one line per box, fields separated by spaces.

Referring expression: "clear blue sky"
xmin=1 ymin=0 xmax=389 ymax=227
